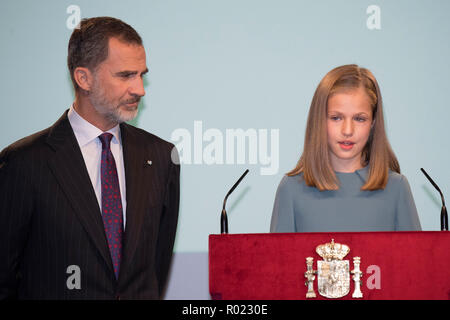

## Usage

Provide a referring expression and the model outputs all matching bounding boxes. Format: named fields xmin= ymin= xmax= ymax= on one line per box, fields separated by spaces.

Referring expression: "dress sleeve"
xmin=270 ymin=176 xmax=296 ymax=232
xmin=395 ymin=175 xmax=422 ymax=231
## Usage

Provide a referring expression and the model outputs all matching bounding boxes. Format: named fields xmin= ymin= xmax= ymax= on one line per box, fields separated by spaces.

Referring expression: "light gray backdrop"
xmin=1 ymin=0 xmax=449 ymax=299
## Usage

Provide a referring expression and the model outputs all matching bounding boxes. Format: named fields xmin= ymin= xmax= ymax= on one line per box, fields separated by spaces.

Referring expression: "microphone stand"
xmin=221 ymin=169 xmax=249 ymax=234
xmin=420 ymin=168 xmax=448 ymax=231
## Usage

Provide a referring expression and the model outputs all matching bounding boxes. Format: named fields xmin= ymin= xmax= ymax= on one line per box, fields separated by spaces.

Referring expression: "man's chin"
xmin=116 ymin=108 xmax=138 ymax=123
xmin=92 ymin=102 xmax=139 ymax=124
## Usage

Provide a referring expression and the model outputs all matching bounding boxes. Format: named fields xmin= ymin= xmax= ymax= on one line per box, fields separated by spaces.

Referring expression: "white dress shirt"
xmin=68 ymin=105 xmax=127 ymax=228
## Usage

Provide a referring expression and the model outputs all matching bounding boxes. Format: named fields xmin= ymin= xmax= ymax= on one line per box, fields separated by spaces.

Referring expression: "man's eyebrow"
xmin=115 ymin=68 xmax=149 ymax=77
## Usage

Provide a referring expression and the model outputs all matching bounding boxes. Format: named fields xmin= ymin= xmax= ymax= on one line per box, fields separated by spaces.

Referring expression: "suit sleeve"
xmin=155 ymin=145 xmax=180 ymax=297
xmin=0 ymin=147 xmax=33 ymax=299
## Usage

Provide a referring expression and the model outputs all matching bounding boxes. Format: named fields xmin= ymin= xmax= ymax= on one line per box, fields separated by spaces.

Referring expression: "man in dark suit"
xmin=0 ymin=17 xmax=180 ymax=299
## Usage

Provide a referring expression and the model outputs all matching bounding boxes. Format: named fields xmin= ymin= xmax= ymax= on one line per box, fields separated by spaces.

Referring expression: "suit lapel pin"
xmin=146 ymin=160 xmax=152 ymax=166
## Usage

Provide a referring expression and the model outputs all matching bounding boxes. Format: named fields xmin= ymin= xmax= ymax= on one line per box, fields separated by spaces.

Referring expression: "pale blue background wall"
xmin=1 ymin=0 xmax=449 ymax=299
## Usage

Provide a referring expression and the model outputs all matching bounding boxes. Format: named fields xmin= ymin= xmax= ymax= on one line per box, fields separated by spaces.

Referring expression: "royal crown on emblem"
xmin=316 ymin=239 xmax=350 ymax=261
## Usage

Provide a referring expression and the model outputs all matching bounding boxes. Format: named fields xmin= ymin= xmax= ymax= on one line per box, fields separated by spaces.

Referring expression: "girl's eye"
xmin=354 ymin=116 xmax=366 ymax=122
xmin=330 ymin=116 xmax=341 ymax=121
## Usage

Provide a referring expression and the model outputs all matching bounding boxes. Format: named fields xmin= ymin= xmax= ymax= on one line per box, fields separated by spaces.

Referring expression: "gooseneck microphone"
xmin=420 ymin=168 xmax=448 ymax=231
xmin=221 ymin=169 xmax=249 ymax=234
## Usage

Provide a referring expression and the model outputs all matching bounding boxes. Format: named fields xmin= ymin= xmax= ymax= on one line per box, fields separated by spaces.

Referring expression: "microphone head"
xmin=420 ymin=168 xmax=442 ymax=194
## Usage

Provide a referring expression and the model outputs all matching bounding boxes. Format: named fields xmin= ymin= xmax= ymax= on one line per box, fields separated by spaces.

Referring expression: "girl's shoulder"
xmin=387 ymin=170 xmax=410 ymax=190
xmin=278 ymin=172 xmax=313 ymax=195
xmin=279 ymin=172 xmax=305 ymax=186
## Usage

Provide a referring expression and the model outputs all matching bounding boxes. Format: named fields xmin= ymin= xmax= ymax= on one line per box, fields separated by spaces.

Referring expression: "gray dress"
xmin=270 ymin=166 xmax=422 ymax=232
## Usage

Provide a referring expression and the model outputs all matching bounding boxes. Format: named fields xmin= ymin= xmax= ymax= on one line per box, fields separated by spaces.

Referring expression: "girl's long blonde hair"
xmin=288 ymin=64 xmax=399 ymax=191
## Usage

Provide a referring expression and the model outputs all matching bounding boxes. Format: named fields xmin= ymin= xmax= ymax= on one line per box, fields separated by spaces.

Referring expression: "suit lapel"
xmin=119 ymin=123 xmax=156 ymax=281
xmin=45 ymin=111 xmax=114 ymax=276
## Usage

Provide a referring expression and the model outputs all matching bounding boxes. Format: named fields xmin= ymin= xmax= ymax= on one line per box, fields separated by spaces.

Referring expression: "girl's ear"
xmin=371 ymin=119 xmax=376 ymax=129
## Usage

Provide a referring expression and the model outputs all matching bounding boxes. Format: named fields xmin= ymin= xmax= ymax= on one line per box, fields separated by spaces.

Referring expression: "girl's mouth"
xmin=339 ymin=141 xmax=355 ymax=150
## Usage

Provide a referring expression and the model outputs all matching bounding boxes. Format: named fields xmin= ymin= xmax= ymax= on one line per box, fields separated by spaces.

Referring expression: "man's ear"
xmin=73 ymin=67 xmax=94 ymax=92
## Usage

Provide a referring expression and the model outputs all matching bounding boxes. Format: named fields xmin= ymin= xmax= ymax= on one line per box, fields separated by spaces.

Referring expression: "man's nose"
xmin=129 ymin=78 xmax=146 ymax=97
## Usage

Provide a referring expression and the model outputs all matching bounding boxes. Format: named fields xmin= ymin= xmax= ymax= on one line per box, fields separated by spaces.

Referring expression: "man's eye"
xmin=117 ymin=73 xmax=135 ymax=79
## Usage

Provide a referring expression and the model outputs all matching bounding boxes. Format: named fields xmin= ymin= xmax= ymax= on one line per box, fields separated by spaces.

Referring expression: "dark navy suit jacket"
xmin=0 ymin=111 xmax=180 ymax=299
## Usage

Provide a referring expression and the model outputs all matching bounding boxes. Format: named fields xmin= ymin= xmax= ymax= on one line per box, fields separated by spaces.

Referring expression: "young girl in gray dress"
xmin=270 ymin=64 xmax=421 ymax=232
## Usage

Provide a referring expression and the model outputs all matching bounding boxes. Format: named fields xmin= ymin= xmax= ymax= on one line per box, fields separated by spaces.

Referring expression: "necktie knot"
xmin=99 ymin=133 xmax=113 ymax=151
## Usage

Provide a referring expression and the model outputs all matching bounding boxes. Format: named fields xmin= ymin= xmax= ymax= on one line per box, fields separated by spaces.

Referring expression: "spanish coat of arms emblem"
xmin=304 ymin=239 xmax=363 ymax=299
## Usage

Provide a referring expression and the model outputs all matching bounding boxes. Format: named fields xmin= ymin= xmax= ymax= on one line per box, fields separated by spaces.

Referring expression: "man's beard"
xmin=89 ymin=79 xmax=140 ymax=124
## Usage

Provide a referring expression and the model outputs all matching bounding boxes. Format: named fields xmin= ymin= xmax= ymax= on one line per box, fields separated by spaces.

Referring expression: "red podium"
xmin=209 ymin=231 xmax=450 ymax=300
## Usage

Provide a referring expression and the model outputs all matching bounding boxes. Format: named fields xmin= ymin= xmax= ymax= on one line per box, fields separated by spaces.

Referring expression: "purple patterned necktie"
xmin=98 ymin=133 xmax=123 ymax=279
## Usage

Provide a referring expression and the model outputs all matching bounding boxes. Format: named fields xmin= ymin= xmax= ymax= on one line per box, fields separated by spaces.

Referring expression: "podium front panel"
xmin=209 ymin=231 xmax=450 ymax=300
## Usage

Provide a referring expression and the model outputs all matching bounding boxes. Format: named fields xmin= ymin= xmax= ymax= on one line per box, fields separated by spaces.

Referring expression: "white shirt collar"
xmin=68 ymin=105 xmax=121 ymax=147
